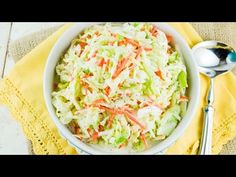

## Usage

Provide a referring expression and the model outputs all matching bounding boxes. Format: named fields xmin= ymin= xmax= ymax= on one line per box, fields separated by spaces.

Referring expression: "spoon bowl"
xmin=192 ymin=40 xmax=236 ymax=154
xmin=192 ymin=40 xmax=236 ymax=78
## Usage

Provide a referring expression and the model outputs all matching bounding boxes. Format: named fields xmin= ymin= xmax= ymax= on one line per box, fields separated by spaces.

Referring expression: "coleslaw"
xmin=52 ymin=23 xmax=188 ymax=152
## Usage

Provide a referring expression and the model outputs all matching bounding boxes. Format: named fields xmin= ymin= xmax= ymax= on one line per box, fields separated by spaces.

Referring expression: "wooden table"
xmin=0 ymin=22 xmax=63 ymax=154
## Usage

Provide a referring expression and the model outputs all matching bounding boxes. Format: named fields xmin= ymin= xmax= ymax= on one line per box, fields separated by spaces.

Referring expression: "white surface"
xmin=0 ymin=106 xmax=29 ymax=154
xmin=0 ymin=23 xmax=11 ymax=77
xmin=0 ymin=22 xmax=63 ymax=154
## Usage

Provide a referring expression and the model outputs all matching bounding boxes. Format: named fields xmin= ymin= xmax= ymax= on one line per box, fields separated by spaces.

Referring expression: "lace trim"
xmin=212 ymin=113 xmax=236 ymax=154
xmin=185 ymin=113 xmax=236 ymax=154
xmin=0 ymin=77 xmax=77 ymax=154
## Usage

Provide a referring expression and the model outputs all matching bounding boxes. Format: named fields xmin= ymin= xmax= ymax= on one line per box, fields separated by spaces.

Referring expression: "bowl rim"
xmin=43 ymin=22 xmax=200 ymax=154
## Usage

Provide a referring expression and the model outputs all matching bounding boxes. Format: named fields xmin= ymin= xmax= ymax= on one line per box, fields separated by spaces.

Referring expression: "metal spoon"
xmin=192 ymin=41 xmax=236 ymax=155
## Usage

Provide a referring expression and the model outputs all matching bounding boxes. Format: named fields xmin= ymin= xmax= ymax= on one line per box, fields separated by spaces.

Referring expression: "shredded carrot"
xmin=118 ymin=40 xmax=126 ymax=46
xmin=93 ymin=103 xmax=145 ymax=129
xmin=105 ymin=59 xmax=110 ymax=72
xmin=112 ymin=69 xmax=122 ymax=80
xmin=83 ymin=83 xmax=89 ymax=94
xmin=97 ymin=105 xmax=123 ymax=114
xmin=144 ymin=47 xmax=152 ymax=51
xmin=104 ymin=86 xmax=111 ymax=96
xmin=87 ymin=128 xmax=92 ymax=136
xmin=87 ymin=128 xmax=99 ymax=141
xmin=112 ymin=108 xmax=124 ymax=114
xmin=167 ymin=47 xmax=173 ymax=54
xmin=79 ymin=41 xmax=88 ymax=48
xmin=118 ymin=82 xmax=123 ymax=88
xmin=124 ymin=111 xmax=145 ymax=129
xmin=128 ymin=63 xmax=134 ymax=68
xmin=123 ymin=104 xmax=132 ymax=108
xmin=87 ymin=34 xmax=92 ymax=39
xmin=95 ymin=31 xmax=101 ymax=36
xmin=98 ymin=125 xmax=104 ymax=132
xmin=155 ymin=69 xmax=164 ymax=80
xmin=129 ymin=64 xmax=135 ymax=77
xmin=141 ymin=103 xmax=149 ymax=108
xmin=123 ymin=106 xmax=136 ymax=115
xmin=92 ymin=131 xmax=99 ymax=141
xmin=97 ymin=57 xmax=106 ymax=67
xmin=81 ymin=82 xmax=92 ymax=94
xmin=92 ymin=98 xmax=106 ymax=105
xmin=166 ymin=34 xmax=173 ymax=43
xmin=107 ymin=114 xmax=116 ymax=128
xmin=141 ymin=101 xmax=164 ymax=110
xmin=135 ymin=47 xmax=142 ymax=59
xmin=100 ymin=105 xmax=145 ymax=129
xmin=96 ymin=105 xmax=116 ymax=114
xmin=180 ymin=95 xmax=188 ymax=99
xmin=125 ymin=38 xmax=140 ymax=47
xmin=150 ymin=26 xmax=158 ymax=37
xmin=112 ymin=57 xmax=129 ymax=79
xmin=179 ymin=95 xmax=189 ymax=102
xmin=83 ymin=73 xmax=93 ymax=78
xmin=140 ymin=133 xmax=148 ymax=148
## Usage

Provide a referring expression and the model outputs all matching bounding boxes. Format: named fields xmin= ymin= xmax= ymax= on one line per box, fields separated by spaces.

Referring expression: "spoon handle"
xmin=199 ymin=79 xmax=214 ymax=155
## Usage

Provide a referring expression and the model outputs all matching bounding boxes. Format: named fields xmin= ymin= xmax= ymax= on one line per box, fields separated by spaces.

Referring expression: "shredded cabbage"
xmin=52 ymin=23 xmax=189 ymax=152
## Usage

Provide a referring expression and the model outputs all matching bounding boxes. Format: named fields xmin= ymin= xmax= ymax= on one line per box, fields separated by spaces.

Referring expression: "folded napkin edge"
xmin=0 ymin=77 xmax=77 ymax=154
xmin=212 ymin=113 xmax=236 ymax=154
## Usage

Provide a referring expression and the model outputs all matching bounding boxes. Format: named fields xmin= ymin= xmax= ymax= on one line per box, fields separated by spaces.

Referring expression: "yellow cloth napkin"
xmin=1 ymin=23 xmax=236 ymax=154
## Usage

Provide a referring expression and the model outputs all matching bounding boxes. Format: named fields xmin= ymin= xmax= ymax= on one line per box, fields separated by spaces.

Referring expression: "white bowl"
xmin=43 ymin=23 xmax=200 ymax=154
